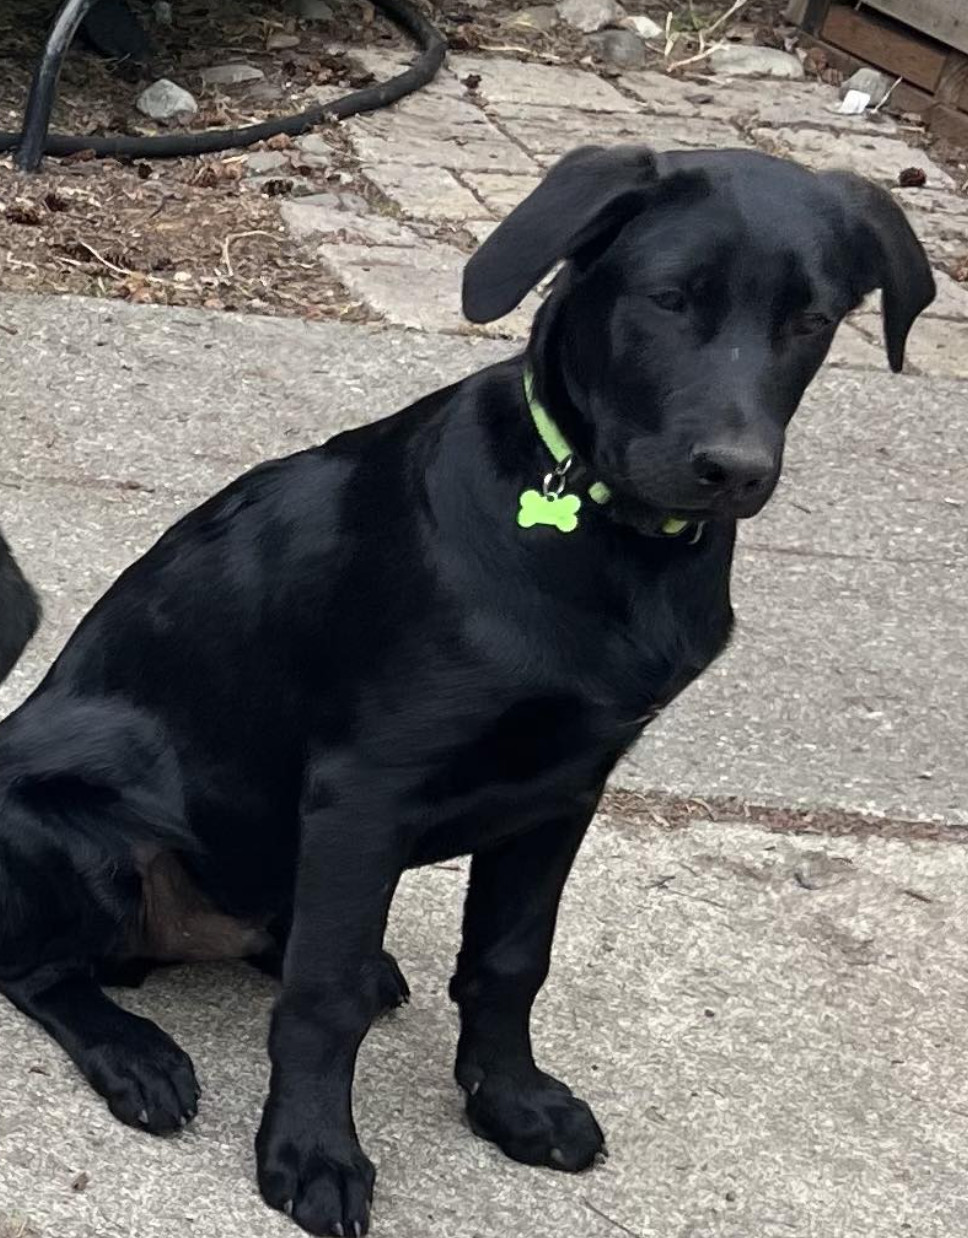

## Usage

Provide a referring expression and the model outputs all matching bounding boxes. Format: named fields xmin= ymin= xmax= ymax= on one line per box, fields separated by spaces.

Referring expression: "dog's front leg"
xmin=256 ymin=776 xmax=400 ymax=1238
xmin=450 ymin=810 xmax=606 ymax=1170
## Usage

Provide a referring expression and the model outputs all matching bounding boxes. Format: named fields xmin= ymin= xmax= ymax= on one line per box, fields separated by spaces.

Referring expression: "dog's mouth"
xmin=604 ymin=481 xmax=775 ymax=531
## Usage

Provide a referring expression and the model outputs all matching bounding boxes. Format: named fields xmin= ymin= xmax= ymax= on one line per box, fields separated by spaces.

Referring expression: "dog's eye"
xmin=650 ymin=290 xmax=688 ymax=313
xmin=793 ymin=311 xmax=834 ymax=335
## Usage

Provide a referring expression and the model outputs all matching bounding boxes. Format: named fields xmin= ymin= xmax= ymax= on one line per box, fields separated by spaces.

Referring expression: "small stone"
xmin=588 ymin=29 xmax=645 ymax=70
xmin=200 ymin=63 xmax=265 ymax=87
xmin=289 ymin=0 xmax=334 ymax=19
xmin=556 ymin=0 xmax=623 ymax=35
xmin=267 ymin=32 xmax=301 ymax=50
xmin=136 ymin=78 xmax=198 ymax=123
xmin=621 ymin=14 xmax=662 ymax=39
xmin=152 ymin=0 xmax=172 ymax=23
xmin=296 ymin=134 xmax=334 ymax=157
xmin=709 ymin=43 xmax=805 ymax=79
xmin=840 ymin=67 xmax=894 ymax=108
xmin=245 ymin=150 xmax=290 ymax=174
xmin=506 ymin=5 xmax=557 ymax=32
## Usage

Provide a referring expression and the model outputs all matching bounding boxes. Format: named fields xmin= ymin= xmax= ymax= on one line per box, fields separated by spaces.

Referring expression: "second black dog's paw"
xmin=462 ymin=1069 xmax=605 ymax=1171
xmin=374 ymin=949 xmax=410 ymax=1014
xmin=257 ymin=1107 xmax=375 ymax=1236
xmin=82 ymin=1020 xmax=199 ymax=1135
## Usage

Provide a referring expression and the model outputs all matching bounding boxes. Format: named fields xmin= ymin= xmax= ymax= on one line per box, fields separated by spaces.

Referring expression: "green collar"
xmin=519 ymin=369 xmax=699 ymax=539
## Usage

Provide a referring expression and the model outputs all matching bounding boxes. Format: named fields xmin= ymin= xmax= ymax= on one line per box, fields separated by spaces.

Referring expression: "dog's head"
xmin=463 ymin=146 xmax=934 ymax=524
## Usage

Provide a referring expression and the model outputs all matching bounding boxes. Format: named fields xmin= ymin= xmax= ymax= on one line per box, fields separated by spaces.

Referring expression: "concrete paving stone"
xmin=489 ymin=103 xmax=746 ymax=164
xmin=4 ymin=816 xmax=968 ymax=1236
xmin=463 ymin=219 xmax=500 ymax=244
xmin=450 ymin=53 xmax=638 ymax=111
xmin=824 ymin=320 xmax=885 ymax=369
xmin=854 ymin=271 xmax=968 ymax=322
xmin=894 ymin=187 xmax=968 ymax=264
xmin=620 ymin=71 xmax=804 ymax=118
xmin=894 ymin=185 xmax=968 ymax=217
xmin=619 ymin=71 xmax=899 ymax=135
xmin=346 ymin=108 xmax=538 ymax=174
xmin=458 ymin=170 xmax=543 ymax=216
xmin=335 ymin=45 xmax=466 ymax=97
xmin=0 ymin=297 xmax=964 ymax=823
xmin=853 ymin=314 xmax=968 ymax=379
xmin=362 ymin=163 xmax=492 ymax=222
xmin=370 ymin=88 xmax=499 ymax=130
xmin=280 ymin=197 xmax=429 ymax=246
xmin=315 ymin=241 xmax=538 ymax=337
xmin=752 ymin=127 xmax=955 ymax=189
xmin=923 ymin=269 xmax=968 ymax=317
xmin=749 ymin=91 xmax=900 ymax=137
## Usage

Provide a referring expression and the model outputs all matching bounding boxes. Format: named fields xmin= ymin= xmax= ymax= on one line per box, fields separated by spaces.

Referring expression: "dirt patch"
xmin=601 ymin=787 xmax=968 ymax=844
xmin=0 ymin=0 xmax=406 ymax=317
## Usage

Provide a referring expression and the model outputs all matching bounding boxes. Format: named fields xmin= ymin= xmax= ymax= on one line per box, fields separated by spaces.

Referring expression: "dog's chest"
xmin=408 ymin=543 xmax=733 ymax=863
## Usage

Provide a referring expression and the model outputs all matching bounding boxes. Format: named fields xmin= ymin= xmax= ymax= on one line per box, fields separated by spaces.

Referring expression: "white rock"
xmin=245 ymin=150 xmax=290 ymax=174
xmin=136 ymin=78 xmax=198 ymax=122
xmin=709 ymin=43 xmax=805 ymax=80
xmin=621 ymin=14 xmax=662 ymax=39
xmin=200 ymin=63 xmax=265 ymax=87
xmin=556 ymin=0 xmax=623 ymax=35
xmin=840 ymin=67 xmax=895 ymax=107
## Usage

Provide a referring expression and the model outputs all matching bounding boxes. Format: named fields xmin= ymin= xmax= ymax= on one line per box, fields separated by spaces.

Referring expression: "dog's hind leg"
xmin=1 ymin=965 xmax=199 ymax=1134
xmin=0 ymin=697 xmax=201 ymax=1131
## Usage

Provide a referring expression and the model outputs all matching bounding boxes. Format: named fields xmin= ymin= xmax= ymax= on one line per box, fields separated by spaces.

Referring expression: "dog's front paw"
xmin=374 ymin=949 xmax=410 ymax=1014
xmin=82 ymin=1023 xmax=199 ymax=1135
xmin=257 ymin=1104 xmax=375 ymax=1236
xmin=463 ymin=1069 xmax=605 ymax=1171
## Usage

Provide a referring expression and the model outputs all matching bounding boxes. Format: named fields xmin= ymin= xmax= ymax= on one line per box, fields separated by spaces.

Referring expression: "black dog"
xmin=0 ymin=530 xmax=40 ymax=684
xmin=0 ymin=147 xmax=933 ymax=1236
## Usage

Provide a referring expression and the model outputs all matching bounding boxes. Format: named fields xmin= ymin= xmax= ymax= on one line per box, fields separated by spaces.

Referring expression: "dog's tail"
xmin=0 ymin=529 xmax=41 ymax=685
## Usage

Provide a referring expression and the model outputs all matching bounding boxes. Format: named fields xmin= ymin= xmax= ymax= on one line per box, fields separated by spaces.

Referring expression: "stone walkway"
xmin=264 ymin=47 xmax=968 ymax=376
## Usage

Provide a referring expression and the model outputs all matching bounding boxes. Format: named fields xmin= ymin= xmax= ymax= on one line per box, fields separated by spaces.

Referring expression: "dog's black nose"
xmin=690 ymin=442 xmax=775 ymax=494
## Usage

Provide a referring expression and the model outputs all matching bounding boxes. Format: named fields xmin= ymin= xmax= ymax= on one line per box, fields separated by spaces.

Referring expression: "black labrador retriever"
xmin=0 ymin=147 xmax=933 ymax=1236
xmin=0 ymin=530 xmax=39 ymax=685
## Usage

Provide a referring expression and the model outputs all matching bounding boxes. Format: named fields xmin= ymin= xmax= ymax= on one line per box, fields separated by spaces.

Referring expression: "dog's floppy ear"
xmin=0 ymin=532 xmax=40 ymax=683
xmin=822 ymin=171 xmax=935 ymax=373
xmin=462 ymin=144 xmax=658 ymax=323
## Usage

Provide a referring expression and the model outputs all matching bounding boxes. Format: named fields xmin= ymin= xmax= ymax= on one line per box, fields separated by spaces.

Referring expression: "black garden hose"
xmin=0 ymin=0 xmax=446 ymax=170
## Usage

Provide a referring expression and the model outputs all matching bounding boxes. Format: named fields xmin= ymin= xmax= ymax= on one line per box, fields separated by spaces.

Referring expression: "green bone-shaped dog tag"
xmin=517 ymin=489 xmax=582 ymax=533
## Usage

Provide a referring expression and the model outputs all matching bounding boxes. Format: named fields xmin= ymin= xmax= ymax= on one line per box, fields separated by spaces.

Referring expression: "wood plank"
xmin=935 ymin=51 xmax=968 ymax=112
xmin=794 ymin=0 xmax=831 ymax=35
xmin=822 ymin=5 xmax=946 ymax=90
xmin=797 ymin=30 xmax=935 ymax=114
xmin=863 ymin=0 xmax=968 ymax=59
xmin=925 ymin=101 xmax=968 ymax=145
